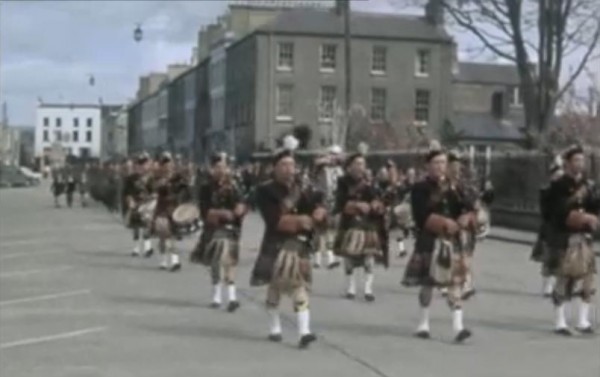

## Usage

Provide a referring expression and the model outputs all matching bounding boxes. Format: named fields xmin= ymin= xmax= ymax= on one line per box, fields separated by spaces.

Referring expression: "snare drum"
xmin=172 ymin=203 xmax=200 ymax=225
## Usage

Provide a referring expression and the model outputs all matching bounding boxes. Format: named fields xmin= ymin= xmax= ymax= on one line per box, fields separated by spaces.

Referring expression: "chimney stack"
xmin=425 ymin=0 xmax=444 ymax=26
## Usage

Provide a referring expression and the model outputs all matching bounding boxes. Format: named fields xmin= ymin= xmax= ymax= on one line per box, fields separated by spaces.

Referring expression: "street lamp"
xmin=133 ymin=23 xmax=143 ymax=42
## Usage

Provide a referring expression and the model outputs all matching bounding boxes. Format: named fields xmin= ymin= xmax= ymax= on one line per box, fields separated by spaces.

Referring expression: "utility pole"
xmin=336 ymin=0 xmax=351 ymax=149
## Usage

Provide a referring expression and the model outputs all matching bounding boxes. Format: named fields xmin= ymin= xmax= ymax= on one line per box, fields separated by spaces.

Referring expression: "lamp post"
xmin=133 ymin=23 xmax=143 ymax=43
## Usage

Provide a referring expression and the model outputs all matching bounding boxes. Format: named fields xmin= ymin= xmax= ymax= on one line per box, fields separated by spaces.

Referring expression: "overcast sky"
xmin=0 ymin=0 xmax=595 ymax=126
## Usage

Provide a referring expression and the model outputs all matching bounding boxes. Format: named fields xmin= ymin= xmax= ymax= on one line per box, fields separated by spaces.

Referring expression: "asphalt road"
xmin=0 ymin=184 xmax=599 ymax=377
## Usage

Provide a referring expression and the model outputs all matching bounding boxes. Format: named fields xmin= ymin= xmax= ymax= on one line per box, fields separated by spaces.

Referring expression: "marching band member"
xmin=531 ymin=158 xmax=563 ymax=297
xmin=402 ymin=142 xmax=476 ymax=343
xmin=123 ymin=153 xmax=154 ymax=258
xmin=152 ymin=152 xmax=191 ymax=271
xmin=51 ymin=167 xmax=65 ymax=208
xmin=333 ymin=147 xmax=385 ymax=302
xmin=312 ymin=145 xmax=344 ymax=269
xmin=546 ymin=145 xmax=599 ymax=335
xmin=191 ymin=152 xmax=247 ymax=312
xmin=250 ymin=138 xmax=324 ymax=348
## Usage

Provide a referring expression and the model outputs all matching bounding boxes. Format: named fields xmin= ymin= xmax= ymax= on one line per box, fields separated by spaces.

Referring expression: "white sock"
xmin=160 ymin=254 xmax=169 ymax=267
xmin=555 ymin=304 xmax=567 ymax=329
xmin=297 ymin=309 xmax=311 ymax=337
xmin=578 ymin=300 xmax=591 ymax=329
xmin=314 ymin=252 xmax=322 ymax=266
xmin=212 ymin=284 xmax=222 ymax=304
xmin=269 ymin=309 xmax=282 ymax=335
xmin=143 ymin=239 xmax=152 ymax=252
xmin=228 ymin=284 xmax=237 ymax=302
xmin=326 ymin=250 xmax=335 ymax=265
xmin=133 ymin=243 xmax=141 ymax=254
xmin=417 ymin=307 xmax=430 ymax=332
xmin=171 ymin=253 xmax=180 ymax=266
xmin=346 ymin=272 xmax=356 ymax=295
xmin=398 ymin=240 xmax=406 ymax=252
xmin=452 ymin=309 xmax=465 ymax=333
xmin=364 ymin=273 xmax=374 ymax=295
xmin=543 ymin=277 xmax=555 ymax=295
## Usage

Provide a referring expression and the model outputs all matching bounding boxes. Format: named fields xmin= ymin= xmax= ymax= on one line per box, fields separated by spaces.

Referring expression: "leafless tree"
xmin=390 ymin=0 xmax=600 ymax=147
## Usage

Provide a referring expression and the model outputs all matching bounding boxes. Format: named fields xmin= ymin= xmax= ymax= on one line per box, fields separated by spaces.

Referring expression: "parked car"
xmin=0 ymin=165 xmax=34 ymax=188
xmin=19 ymin=166 xmax=42 ymax=185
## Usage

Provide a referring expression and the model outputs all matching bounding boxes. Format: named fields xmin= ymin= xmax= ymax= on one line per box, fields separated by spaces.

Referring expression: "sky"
xmin=0 ymin=0 xmax=596 ymax=126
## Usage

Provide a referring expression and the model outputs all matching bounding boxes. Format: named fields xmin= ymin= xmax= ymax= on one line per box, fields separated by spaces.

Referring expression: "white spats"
xmin=364 ymin=273 xmax=374 ymax=295
xmin=227 ymin=284 xmax=237 ymax=303
xmin=313 ymin=252 xmax=322 ymax=267
xmin=159 ymin=254 xmax=169 ymax=269
xmin=297 ymin=309 xmax=311 ymax=337
xmin=325 ymin=250 xmax=336 ymax=265
xmin=346 ymin=272 xmax=357 ymax=296
xmin=452 ymin=309 xmax=465 ymax=333
xmin=543 ymin=277 xmax=555 ymax=296
xmin=417 ymin=307 xmax=430 ymax=333
xmin=143 ymin=239 xmax=152 ymax=253
xmin=212 ymin=284 xmax=222 ymax=305
xmin=555 ymin=304 xmax=568 ymax=330
xmin=398 ymin=239 xmax=406 ymax=252
xmin=170 ymin=253 xmax=180 ymax=267
xmin=577 ymin=300 xmax=591 ymax=329
xmin=132 ymin=244 xmax=141 ymax=256
xmin=269 ymin=309 xmax=282 ymax=335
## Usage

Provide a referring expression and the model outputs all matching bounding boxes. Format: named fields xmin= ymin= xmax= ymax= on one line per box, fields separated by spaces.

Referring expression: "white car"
xmin=19 ymin=166 xmax=42 ymax=185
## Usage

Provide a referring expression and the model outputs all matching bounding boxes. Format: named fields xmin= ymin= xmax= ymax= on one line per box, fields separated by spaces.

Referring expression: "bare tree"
xmin=390 ymin=0 xmax=600 ymax=147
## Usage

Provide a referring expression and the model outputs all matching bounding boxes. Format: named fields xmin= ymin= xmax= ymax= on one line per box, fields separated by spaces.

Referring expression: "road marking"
xmin=0 ymin=250 xmax=64 ymax=260
xmin=0 ymin=289 xmax=91 ymax=307
xmin=0 ymin=266 xmax=72 ymax=279
xmin=0 ymin=239 xmax=53 ymax=247
xmin=0 ymin=327 xmax=107 ymax=349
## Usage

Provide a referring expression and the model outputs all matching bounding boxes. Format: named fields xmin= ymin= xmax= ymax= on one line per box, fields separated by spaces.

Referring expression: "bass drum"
xmin=172 ymin=203 xmax=200 ymax=225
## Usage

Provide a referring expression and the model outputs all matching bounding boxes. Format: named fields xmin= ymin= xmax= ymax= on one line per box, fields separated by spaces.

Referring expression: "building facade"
xmin=101 ymin=106 xmax=128 ymax=161
xmin=225 ymin=6 xmax=454 ymax=157
xmin=34 ymin=104 xmax=103 ymax=163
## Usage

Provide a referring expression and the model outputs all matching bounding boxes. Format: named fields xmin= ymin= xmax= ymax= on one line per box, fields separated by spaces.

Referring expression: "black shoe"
xmin=345 ymin=293 xmax=356 ymax=300
xmin=543 ymin=292 xmax=553 ymax=298
xmin=455 ymin=329 xmax=472 ymax=343
xmin=313 ymin=263 xmax=321 ymax=269
xmin=169 ymin=263 xmax=181 ymax=272
xmin=365 ymin=294 xmax=375 ymax=302
xmin=268 ymin=334 xmax=282 ymax=343
xmin=554 ymin=328 xmax=572 ymax=336
xmin=327 ymin=261 xmax=341 ymax=270
xmin=144 ymin=248 xmax=154 ymax=258
xmin=210 ymin=302 xmax=221 ymax=309
xmin=131 ymin=251 xmax=140 ymax=257
xmin=576 ymin=326 xmax=595 ymax=335
xmin=462 ymin=289 xmax=476 ymax=301
xmin=298 ymin=334 xmax=317 ymax=349
xmin=415 ymin=330 xmax=430 ymax=339
xmin=398 ymin=251 xmax=407 ymax=258
xmin=227 ymin=301 xmax=240 ymax=313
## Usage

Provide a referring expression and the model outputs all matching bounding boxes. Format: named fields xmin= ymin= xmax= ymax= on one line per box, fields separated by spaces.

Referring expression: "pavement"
xmin=1 ymin=184 xmax=599 ymax=377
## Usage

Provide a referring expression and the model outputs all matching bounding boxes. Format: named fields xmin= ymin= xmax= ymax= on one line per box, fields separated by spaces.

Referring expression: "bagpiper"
xmin=250 ymin=136 xmax=324 ymax=348
xmin=151 ymin=152 xmax=192 ymax=271
xmin=191 ymin=152 xmax=247 ymax=312
xmin=531 ymin=157 xmax=564 ymax=297
xmin=333 ymin=145 xmax=386 ymax=302
xmin=545 ymin=145 xmax=599 ymax=335
xmin=312 ymin=145 xmax=344 ymax=269
xmin=123 ymin=152 xmax=154 ymax=258
xmin=402 ymin=142 xmax=477 ymax=343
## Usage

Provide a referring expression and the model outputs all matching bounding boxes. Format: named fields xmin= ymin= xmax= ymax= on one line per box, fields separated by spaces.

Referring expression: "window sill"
xmin=318 ymin=118 xmax=333 ymax=123
xmin=370 ymin=71 xmax=386 ymax=77
xmin=509 ymin=103 xmax=523 ymax=108
xmin=413 ymin=121 xmax=428 ymax=127
xmin=276 ymin=67 xmax=293 ymax=73
xmin=320 ymin=68 xmax=335 ymax=74
xmin=415 ymin=73 xmax=430 ymax=78
xmin=276 ymin=116 xmax=293 ymax=122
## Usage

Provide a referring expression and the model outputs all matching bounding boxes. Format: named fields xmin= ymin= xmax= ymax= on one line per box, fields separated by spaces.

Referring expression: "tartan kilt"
xmin=251 ymin=237 xmax=312 ymax=288
xmin=333 ymin=227 xmax=382 ymax=258
xmin=190 ymin=227 xmax=239 ymax=266
xmin=402 ymin=231 xmax=468 ymax=287
xmin=530 ymin=223 xmax=550 ymax=263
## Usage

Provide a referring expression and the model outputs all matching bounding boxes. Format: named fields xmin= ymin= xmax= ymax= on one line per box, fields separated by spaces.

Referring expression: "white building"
xmin=35 ymin=104 xmax=102 ymax=162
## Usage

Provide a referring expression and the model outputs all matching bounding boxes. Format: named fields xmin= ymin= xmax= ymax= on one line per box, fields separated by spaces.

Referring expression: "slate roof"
xmin=453 ymin=111 xmax=526 ymax=142
xmin=455 ymin=62 xmax=520 ymax=86
xmin=257 ymin=8 xmax=452 ymax=42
